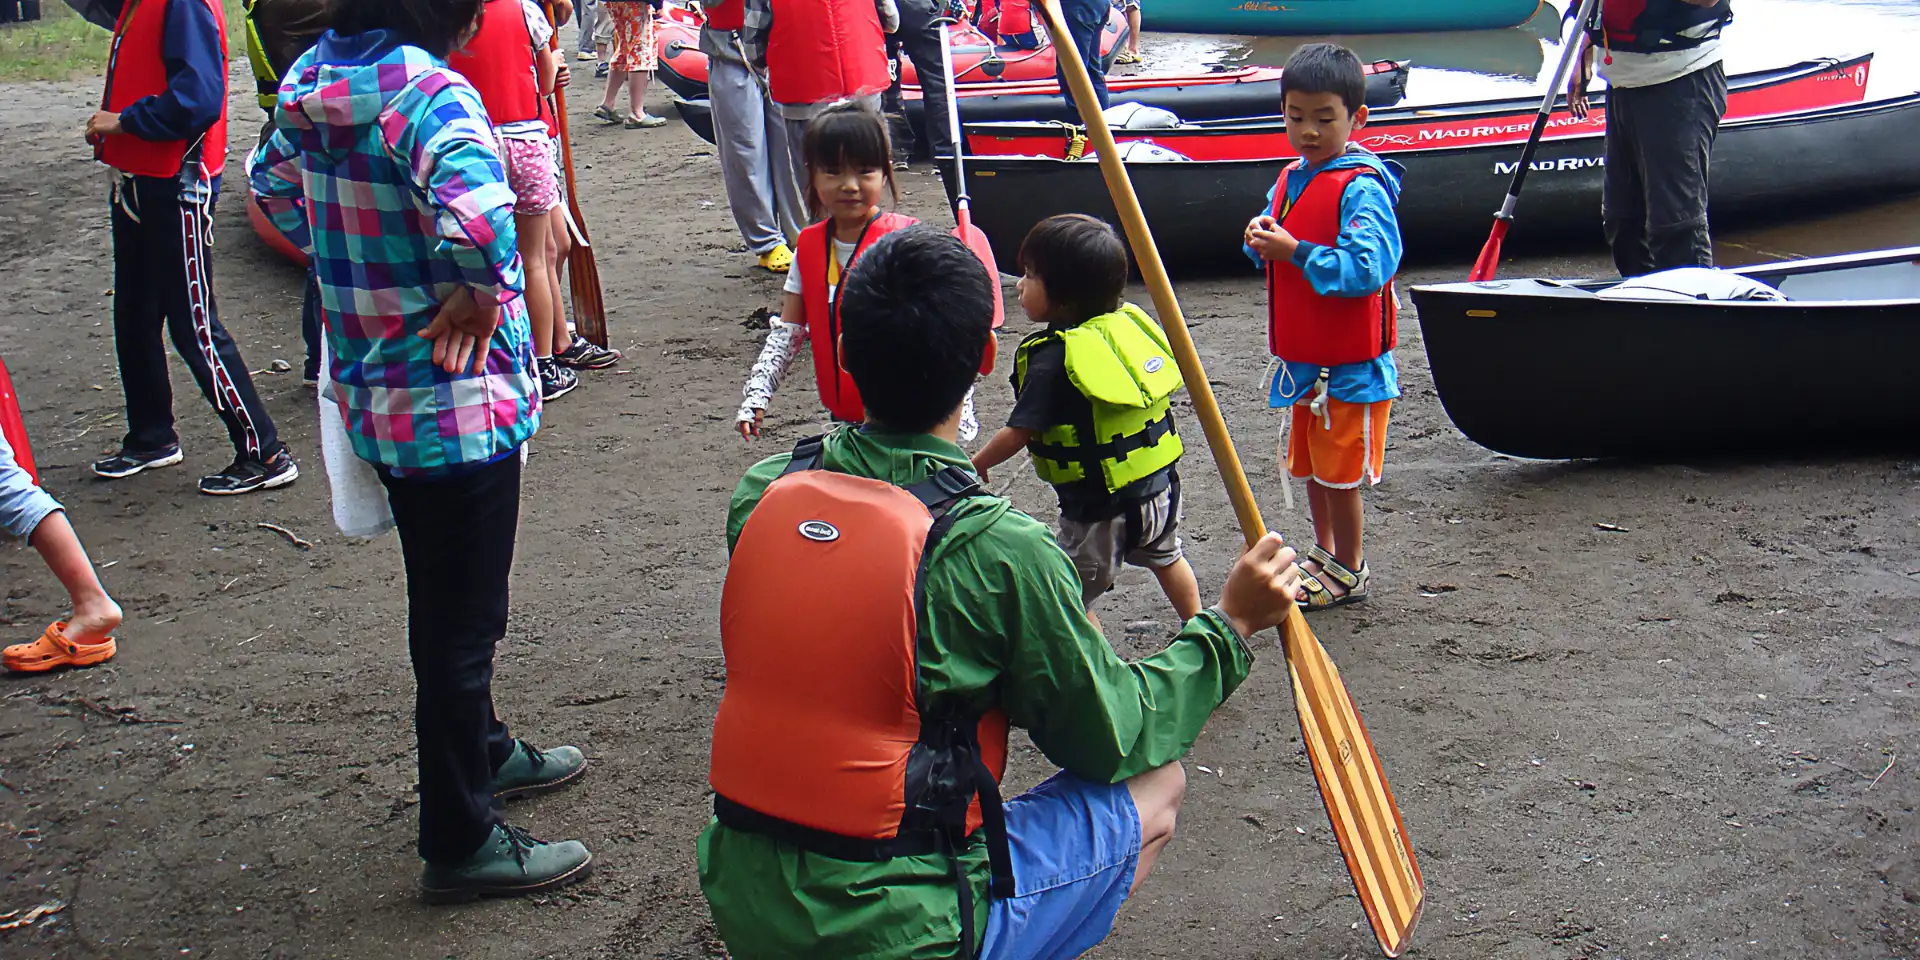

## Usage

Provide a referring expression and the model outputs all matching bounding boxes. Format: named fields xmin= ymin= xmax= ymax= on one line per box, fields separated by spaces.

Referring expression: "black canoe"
xmin=666 ymin=61 xmax=1411 ymax=150
xmin=947 ymin=93 xmax=1920 ymax=274
xmin=1407 ymin=247 xmax=1920 ymax=460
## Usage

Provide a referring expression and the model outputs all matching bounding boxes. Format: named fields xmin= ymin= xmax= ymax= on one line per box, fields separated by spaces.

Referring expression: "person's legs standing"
xmin=895 ymin=0 xmax=952 ymax=162
xmin=1602 ymin=82 xmax=1655 ymax=278
xmin=575 ymin=0 xmax=598 ymax=57
xmin=765 ymin=103 xmax=806 ymax=241
xmin=1056 ymin=2 xmax=1110 ymax=119
xmin=1123 ymin=0 xmax=1141 ymax=60
xmin=784 ymin=114 xmax=813 ymax=213
xmin=108 ymin=177 xmax=181 ymax=459
xmin=1641 ymin=62 xmax=1728 ymax=272
xmin=382 ymin=454 xmax=522 ymax=866
xmin=709 ymin=54 xmax=788 ymax=257
xmin=599 ymin=2 xmax=635 ymax=114
xmin=301 ymin=266 xmax=321 ymax=383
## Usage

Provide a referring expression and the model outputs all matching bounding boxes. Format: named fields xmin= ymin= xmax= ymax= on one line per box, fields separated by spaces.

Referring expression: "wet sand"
xmin=1 ymin=42 xmax=1917 ymax=960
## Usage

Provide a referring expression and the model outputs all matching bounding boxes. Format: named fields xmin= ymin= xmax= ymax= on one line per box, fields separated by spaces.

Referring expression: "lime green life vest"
xmin=1013 ymin=303 xmax=1186 ymax=493
xmin=243 ymin=0 xmax=279 ymax=114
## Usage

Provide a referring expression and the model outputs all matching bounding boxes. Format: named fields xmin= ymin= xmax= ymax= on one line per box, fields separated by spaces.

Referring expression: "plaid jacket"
xmin=248 ymin=29 xmax=539 ymax=476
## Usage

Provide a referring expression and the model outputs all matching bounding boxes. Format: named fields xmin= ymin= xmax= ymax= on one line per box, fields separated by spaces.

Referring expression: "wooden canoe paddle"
xmin=1032 ymin=1 xmax=1424 ymax=954
xmin=543 ymin=1 xmax=610 ymax=347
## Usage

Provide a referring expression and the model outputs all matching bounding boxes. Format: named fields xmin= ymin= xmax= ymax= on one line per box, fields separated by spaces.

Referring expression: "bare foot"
xmin=66 ymin=595 xmax=123 ymax=645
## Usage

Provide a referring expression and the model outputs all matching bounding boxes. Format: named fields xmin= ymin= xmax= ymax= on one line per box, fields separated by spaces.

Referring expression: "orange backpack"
xmin=711 ymin=436 xmax=1014 ymax=950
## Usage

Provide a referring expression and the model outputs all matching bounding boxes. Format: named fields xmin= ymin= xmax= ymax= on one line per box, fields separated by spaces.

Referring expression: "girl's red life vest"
xmin=704 ymin=0 xmax=745 ymax=31
xmin=448 ymin=0 xmax=544 ymax=128
xmin=711 ymin=438 xmax=1015 ymax=904
xmin=98 ymin=0 xmax=230 ymax=181
xmin=765 ymin=0 xmax=891 ymax=106
xmin=1266 ymin=165 xmax=1398 ymax=367
xmin=795 ymin=211 xmax=918 ymax=422
xmin=999 ymin=0 xmax=1033 ymax=37
xmin=0 ymin=355 xmax=37 ymax=485
xmin=1589 ymin=0 xmax=1732 ymax=54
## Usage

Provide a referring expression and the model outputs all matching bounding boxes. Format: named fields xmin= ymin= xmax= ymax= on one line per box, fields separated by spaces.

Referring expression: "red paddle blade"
xmin=1469 ymin=218 xmax=1510 ymax=282
xmin=955 ymin=205 xmax=1005 ymax=330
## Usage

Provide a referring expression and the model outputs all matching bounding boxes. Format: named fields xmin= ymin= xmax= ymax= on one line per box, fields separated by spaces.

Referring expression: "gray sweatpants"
xmin=711 ymin=56 xmax=805 ymax=253
xmin=1602 ymin=61 xmax=1729 ymax=278
xmin=575 ymin=0 xmax=599 ymax=54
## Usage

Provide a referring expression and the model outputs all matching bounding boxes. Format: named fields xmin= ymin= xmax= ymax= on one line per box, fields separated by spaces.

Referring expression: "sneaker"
xmin=539 ymin=359 xmax=579 ymax=401
xmin=198 ymin=448 xmax=299 ymax=496
xmin=592 ymin=104 xmax=621 ymax=124
xmin=576 ymin=50 xmax=598 ymax=61
xmin=554 ymin=338 xmax=622 ymax=370
xmin=624 ymin=113 xmax=669 ymax=129
xmin=92 ymin=445 xmax=184 ymax=479
xmin=492 ymin=740 xmax=589 ymax=801
xmin=420 ymin=824 xmax=593 ymax=904
xmin=757 ymin=242 xmax=795 ymax=274
xmin=594 ymin=62 xmax=610 ymax=78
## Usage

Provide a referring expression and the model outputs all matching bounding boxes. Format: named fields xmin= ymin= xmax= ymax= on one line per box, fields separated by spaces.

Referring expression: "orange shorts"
xmin=1286 ymin=397 xmax=1391 ymax=489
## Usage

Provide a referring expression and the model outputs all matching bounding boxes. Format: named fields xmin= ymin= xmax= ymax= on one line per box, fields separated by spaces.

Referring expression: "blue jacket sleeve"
xmin=1287 ymin=174 xmax=1402 ymax=298
xmin=1242 ymin=183 xmax=1276 ymax=269
xmin=118 ymin=0 xmax=228 ymax=143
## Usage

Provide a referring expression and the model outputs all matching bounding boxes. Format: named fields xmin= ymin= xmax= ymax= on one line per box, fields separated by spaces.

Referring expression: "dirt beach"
xmin=1 ymin=63 xmax=1915 ymax=960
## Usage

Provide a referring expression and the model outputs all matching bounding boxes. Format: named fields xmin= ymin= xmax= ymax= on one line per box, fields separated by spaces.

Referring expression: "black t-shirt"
xmin=1009 ymin=334 xmax=1172 ymax=523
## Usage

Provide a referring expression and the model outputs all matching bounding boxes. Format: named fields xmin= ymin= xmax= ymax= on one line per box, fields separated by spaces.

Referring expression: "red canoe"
xmin=964 ymin=54 xmax=1875 ymax=160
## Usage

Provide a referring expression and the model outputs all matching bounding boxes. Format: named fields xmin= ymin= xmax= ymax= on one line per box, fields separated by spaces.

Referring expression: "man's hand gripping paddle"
xmin=1034 ymin=1 xmax=1424 ymax=953
xmin=1469 ymin=0 xmax=1602 ymax=281
xmin=938 ymin=17 xmax=1005 ymax=329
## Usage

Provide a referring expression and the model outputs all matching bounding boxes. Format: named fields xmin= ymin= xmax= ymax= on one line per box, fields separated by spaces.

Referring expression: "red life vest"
xmin=796 ymin=211 xmax=918 ymax=422
xmin=1589 ymin=0 xmax=1731 ymax=54
xmin=1266 ymin=165 xmax=1398 ymax=367
xmin=765 ymin=0 xmax=890 ymax=107
xmin=0 ymin=355 xmax=36 ymax=486
xmin=704 ymin=0 xmax=745 ymax=31
xmin=711 ymin=437 xmax=1015 ymax=907
xmin=98 ymin=0 xmax=230 ymax=181
xmin=999 ymin=0 xmax=1033 ymax=36
xmin=448 ymin=0 xmax=543 ymax=128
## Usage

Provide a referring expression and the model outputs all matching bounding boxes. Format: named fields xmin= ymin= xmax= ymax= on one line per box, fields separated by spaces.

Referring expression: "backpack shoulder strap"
xmin=780 ymin=435 xmax=829 ymax=476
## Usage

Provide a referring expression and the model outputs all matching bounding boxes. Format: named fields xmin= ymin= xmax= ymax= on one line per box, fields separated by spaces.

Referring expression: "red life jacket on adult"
xmin=1266 ymin=165 xmax=1398 ymax=367
xmin=999 ymin=0 xmax=1033 ymax=37
xmin=795 ymin=211 xmax=918 ymax=422
xmin=448 ymin=0 xmax=543 ymax=128
xmin=98 ymin=0 xmax=230 ymax=181
xmin=704 ymin=0 xmax=745 ymax=31
xmin=0 ymin=355 xmax=36 ymax=486
xmin=711 ymin=436 xmax=1015 ymax=919
xmin=1588 ymin=0 xmax=1732 ymax=55
xmin=765 ymin=0 xmax=890 ymax=107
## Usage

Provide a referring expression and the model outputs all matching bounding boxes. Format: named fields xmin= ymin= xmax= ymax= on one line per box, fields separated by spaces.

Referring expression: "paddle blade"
xmin=1284 ymin=613 xmax=1425 ymax=957
xmin=954 ymin=206 xmax=1005 ymax=330
xmin=1469 ymin=218 xmax=1510 ymax=282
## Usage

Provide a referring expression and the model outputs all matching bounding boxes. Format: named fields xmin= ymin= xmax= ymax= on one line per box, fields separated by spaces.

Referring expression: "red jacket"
xmin=765 ymin=0 xmax=890 ymax=107
xmin=1266 ymin=166 xmax=1397 ymax=367
xmin=98 ymin=0 xmax=230 ymax=181
xmin=448 ymin=0 xmax=543 ymax=128
xmin=796 ymin=212 xmax=918 ymax=422
xmin=705 ymin=0 xmax=745 ymax=31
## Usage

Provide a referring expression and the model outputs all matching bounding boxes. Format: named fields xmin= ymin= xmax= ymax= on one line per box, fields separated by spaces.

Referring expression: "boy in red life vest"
xmin=86 ymin=0 xmax=299 ymax=495
xmin=1243 ymin=43 xmax=1404 ymax=611
xmin=701 ymin=225 xmax=1309 ymax=959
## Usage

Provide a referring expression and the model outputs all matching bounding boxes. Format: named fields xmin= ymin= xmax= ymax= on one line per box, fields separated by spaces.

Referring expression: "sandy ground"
xmin=1 ymin=62 xmax=1917 ymax=960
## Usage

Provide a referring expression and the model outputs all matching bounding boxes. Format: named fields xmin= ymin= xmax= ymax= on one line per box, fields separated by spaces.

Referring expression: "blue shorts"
xmin=980 ymin=773 xmax=1141 ymax=960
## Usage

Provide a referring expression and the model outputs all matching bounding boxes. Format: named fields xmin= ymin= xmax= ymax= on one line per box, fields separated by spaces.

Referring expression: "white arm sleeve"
xmin=738 ymin=317 xmax=803 ymax=423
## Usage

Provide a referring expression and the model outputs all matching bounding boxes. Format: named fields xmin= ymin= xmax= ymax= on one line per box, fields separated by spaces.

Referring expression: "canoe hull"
xmin=1408 ymin=250 xmax=1920 ymax=460
xmin=952 ymin=93 xmax=1920 ymax=274
xmin=1142 ymin=0 xmax=1540 ymax=35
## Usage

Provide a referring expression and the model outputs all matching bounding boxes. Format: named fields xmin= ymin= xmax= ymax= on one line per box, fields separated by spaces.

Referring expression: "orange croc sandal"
xmin=3 ymin=621 xmax=118 ymax=673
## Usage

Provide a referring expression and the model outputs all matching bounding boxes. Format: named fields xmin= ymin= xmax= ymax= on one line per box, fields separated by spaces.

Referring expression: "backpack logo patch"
xmin=797 ymin=520 xmax=840 ymax=543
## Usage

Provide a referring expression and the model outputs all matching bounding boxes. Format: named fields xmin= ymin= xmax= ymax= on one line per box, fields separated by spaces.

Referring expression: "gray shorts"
xmin=1056 ymin=479 xmax=1183 ymax=604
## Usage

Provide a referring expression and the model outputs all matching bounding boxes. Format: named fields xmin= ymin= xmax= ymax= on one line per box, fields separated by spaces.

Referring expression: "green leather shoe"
xmin=492 ymin=740 xmax=588 ymax=801
xmin=420 ymin=824 xmax=593 ymax=904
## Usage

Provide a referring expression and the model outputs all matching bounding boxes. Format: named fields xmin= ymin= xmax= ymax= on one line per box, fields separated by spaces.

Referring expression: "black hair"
xmin=1280 ymin=42 xmax=1367 ymax=116
xmin=330 ymin=0 xmax=485 ymax=59
xmin=837 ymin=227 xmax=995 ymax=434
xmin=800 ymin=101 xmax=900 ymax=220
xmin=1017 ymin=214 xmax=1128 ymax=325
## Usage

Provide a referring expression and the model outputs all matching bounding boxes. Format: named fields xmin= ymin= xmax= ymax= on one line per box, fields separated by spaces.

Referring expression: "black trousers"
xmin=380 ymin=453 xmax=523 ymax=864
xmin=111 ymin=175 xmax=280 ymax=459
xmin=891 ymin=0 xmax=956 ymax=162
xmin=1602 ymin=62 xmax=1729 ymax=278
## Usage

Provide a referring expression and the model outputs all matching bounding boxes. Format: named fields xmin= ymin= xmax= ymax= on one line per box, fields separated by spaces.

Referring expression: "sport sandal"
xmin=4 ymin=621 xmax=118 ymax=673
xmin=1298 ymin=544 xmax=1370 ymax=611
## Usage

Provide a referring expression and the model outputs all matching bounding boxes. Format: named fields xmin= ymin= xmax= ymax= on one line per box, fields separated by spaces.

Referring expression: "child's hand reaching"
xmin=737 ymin=409 xmax=764 ymax=440
xmin=1246 ymin=215 xmax=1299 ymax=262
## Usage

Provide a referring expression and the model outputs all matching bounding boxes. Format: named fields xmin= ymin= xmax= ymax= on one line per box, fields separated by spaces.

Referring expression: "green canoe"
xmin=1141 ymin=0 xmax=1546 ymax=35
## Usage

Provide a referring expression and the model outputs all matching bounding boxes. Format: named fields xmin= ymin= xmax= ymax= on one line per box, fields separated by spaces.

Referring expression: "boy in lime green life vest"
xmin=972 ymin=214 xmax=1202 ymax=625
xmin=701 ymin=226 xmax=1309 ymax=959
